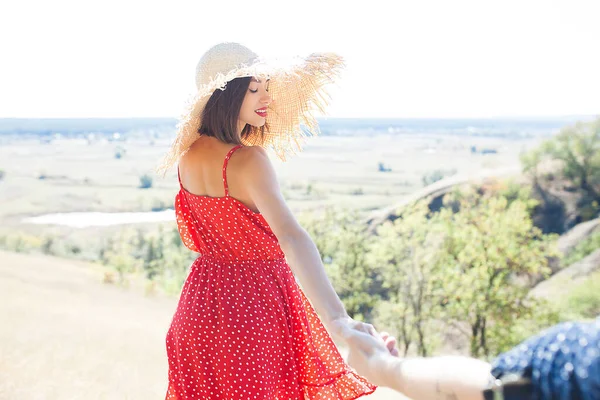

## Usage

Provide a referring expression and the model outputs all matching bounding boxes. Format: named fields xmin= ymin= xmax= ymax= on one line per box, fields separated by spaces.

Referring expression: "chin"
xmin=249 ymin=118 xmax=267 ymax=128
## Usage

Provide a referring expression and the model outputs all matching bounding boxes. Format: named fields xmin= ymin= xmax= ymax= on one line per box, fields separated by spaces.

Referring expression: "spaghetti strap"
xmin=222 ymin=145 xmax=244 ymax=196
xmin=177 ymin=166 xmax=183 ymax=189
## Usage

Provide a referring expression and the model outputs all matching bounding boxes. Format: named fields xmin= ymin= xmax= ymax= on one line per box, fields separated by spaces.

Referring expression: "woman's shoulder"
xmin=235 ymin=144 xmax=268 ymax=158
xmin=233 ymin=145 xmax=271 ymax=167
xmin=230 ymin=146 xmax=275 ymax=183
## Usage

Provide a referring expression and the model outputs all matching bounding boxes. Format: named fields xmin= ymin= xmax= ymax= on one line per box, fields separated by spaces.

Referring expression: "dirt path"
xmin=0 ymin=251 xmax=402 ymax=399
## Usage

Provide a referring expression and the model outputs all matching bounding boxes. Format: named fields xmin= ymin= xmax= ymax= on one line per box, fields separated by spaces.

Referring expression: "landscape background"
xmin=1 ymin=115 xmax=599 ymax=399
xmin=2 ymin=0 xmax=600 ymax=398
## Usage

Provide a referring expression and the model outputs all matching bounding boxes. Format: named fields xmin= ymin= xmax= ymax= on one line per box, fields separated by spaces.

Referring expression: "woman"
xmin=160 ymin=42 xmax=392 ymax=399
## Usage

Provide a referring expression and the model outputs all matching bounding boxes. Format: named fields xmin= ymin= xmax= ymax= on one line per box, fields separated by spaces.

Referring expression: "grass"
xmin=559 ymin=270 xmax=600 ymax=320
xmin=0 ymin=250 xmax=405 ymax=399
xmin=0 ymin=134 xmax=529 ymax=220
xmin=0 ymin=133 xmax=536 ymax=399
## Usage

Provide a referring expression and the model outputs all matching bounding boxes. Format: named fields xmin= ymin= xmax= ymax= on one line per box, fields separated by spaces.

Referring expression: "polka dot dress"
xmin=165 ymin=145 xmax=376 ymax=399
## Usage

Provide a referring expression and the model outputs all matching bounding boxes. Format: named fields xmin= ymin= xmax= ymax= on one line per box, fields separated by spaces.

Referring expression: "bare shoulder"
xmin=230 ymin=146 xmax=275 ymax=181
xmin=231 ymin=146 xmax=301 ymax=239
xmin=233 ymin=145 xmax=269 ymax=163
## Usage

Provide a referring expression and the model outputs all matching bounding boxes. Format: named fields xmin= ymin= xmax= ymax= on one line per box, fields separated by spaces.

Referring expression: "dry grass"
xmin=0 ymin=250 xmax=405 ymax=400
xmin=0 ymin=250 xmax=173 ymax=399
xmin=0 ymin=134 xmax=534 ymax=220
xmin=0 ymin=132 xmax=534 ymax=399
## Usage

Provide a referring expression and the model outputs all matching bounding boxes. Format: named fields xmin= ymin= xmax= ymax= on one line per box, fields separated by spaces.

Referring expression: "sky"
xmin=1 ymin=0 xmax=599 ymax=119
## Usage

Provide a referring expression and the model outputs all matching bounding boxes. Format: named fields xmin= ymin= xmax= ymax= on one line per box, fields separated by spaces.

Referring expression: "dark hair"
xmin=199 ymin=77 xmax=267 ymax=144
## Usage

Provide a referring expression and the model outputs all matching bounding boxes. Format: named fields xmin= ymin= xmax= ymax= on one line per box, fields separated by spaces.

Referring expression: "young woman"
xmin=160 ymin=42 xmax=394 ymax=399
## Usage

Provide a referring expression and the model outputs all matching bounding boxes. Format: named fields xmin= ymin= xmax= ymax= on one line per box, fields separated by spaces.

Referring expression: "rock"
xmin=556 ymin=218 xmax=600 ymax=255
xmin=530 ymin=249 xmax=600 ymax=300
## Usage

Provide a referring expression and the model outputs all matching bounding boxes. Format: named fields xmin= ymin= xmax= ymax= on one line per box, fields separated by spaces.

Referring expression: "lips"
xmin=255 ymin=108 xmax=267 ymax=117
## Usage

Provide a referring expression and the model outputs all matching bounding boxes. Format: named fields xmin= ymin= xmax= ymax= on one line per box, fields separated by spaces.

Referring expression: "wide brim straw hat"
xmin=158 ymin=42 xmax=344 ymax=173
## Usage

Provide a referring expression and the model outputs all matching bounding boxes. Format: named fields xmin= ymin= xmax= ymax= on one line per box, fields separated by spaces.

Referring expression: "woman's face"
xmin=238 ymin=77 xmax=271 ymax=130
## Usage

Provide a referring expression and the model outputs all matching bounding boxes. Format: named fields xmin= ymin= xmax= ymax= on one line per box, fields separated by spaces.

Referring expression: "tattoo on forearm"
xmin=436 ymin=380 xmax=458 ymax=400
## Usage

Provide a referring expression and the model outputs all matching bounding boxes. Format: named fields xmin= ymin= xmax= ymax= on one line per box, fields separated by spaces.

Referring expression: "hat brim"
xmin=158 ymin=53 xmax=344 ymax=174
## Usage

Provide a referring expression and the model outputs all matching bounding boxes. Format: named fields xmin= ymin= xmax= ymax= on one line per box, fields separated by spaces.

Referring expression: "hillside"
xmin=0 ymin=250 xmax=403 ymax=400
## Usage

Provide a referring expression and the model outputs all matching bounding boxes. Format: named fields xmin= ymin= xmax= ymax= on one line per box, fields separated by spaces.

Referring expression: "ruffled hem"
xmin=165 ymin=257 xmax=377 ymax=399
xmin=301 ymin=369 xmax=377 ymax=399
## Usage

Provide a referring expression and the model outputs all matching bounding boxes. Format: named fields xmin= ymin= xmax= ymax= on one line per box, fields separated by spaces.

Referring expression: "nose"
xmin=261 ymin=89 xmax=271 ymax=105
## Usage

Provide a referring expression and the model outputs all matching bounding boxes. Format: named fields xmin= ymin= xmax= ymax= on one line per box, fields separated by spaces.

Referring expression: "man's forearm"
xmin=377 ymin=356 xmax=490 ymax=400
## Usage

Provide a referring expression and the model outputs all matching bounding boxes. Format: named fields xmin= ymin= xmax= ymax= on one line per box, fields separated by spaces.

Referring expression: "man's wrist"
xmin=378 ymin=355 xmax=405 ymax=391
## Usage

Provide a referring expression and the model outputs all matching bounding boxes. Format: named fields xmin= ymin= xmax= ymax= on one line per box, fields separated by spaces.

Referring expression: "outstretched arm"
xmin=239 ymin=147 xmax=381 ymax=341
xmin=347 ymin=331 xmax=491 ymax=400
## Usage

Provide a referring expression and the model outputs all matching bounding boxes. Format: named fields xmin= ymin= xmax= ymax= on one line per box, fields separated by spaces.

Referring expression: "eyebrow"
xmin=251 ymin=78 xmax=271 ymax=83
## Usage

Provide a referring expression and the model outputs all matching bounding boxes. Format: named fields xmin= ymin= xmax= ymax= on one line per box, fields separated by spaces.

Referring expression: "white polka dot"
xmin=166 ymin=145 xmax=376 ymax=399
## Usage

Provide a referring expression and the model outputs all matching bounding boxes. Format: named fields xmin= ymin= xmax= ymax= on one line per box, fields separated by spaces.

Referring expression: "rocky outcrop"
xmin=366 ymin=167 xmax=521 ymax=232
xmin=556 ymin=218 xmax=600 ymax=255
xmin=530 ymin=248 xmax=600 ymax=299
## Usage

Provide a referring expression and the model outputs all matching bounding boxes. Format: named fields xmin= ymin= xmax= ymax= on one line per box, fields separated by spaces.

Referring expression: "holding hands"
xmin=341 ymin=320 xmax=491 ymax=400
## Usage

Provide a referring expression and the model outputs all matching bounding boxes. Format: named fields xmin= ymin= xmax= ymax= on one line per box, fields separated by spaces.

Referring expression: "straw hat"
xmin=159 ymin=42 xmax=344 ymax=173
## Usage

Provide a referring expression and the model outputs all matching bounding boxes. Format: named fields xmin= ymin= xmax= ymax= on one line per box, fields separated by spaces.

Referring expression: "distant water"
xmin=0 ymin=116 xmax=594 ymax=137
xmin=316 ymin=116 xmax=595 ymax=137
xmin=22 ymin=210 xmax=175 ymax=228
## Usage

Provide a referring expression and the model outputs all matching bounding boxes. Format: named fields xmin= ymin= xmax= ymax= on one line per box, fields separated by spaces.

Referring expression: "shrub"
xmin=422 ymin=168 xmax=457 ymax=186
xmin=558 ymin=271 xmax=600 ymax=320
xmin=139 ymin=174 xmax=153 ymax=189
xmin=115 ymin=146 xmax=126 ymax=159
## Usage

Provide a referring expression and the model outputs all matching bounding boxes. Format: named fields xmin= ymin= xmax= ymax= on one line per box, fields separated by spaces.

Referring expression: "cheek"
xmin=240 ymin=97 xmax=253 ymax=117
xmin=241 ymin=100 xmax=258 ymax=121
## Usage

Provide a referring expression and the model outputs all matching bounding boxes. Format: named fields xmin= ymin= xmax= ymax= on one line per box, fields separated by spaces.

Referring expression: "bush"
xmin=151 ymin=198 xmax=168 ymax=212
xmin=422 ymin=168 xmax=457 ymax=186
xmin=559 ymin=271 xmax=600 ymax=320
xmin=0 ymin=169 xmax=5 ymax=180
xmin=0 ymin=232 xmax=43 ymax=253
xmin=139 ymin=174 xmax=153 ymax=189
xmin=115 ymin=146 xmax=126 ymax=159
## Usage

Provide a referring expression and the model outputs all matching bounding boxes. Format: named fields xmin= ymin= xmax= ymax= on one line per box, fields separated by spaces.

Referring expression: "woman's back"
xmin=178 ymin=136 xmax=258 ymax=212
xmin=174 ymin=139 xmax=283 ymax=261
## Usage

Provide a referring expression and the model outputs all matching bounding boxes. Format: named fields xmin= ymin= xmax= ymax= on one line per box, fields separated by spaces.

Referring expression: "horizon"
xmin=0 ymin=114 xmax=596 ymax=122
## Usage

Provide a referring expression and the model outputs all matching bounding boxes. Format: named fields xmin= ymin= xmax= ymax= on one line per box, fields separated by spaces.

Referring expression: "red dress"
xmin=165 ymin=145 xmax=377 ymax=399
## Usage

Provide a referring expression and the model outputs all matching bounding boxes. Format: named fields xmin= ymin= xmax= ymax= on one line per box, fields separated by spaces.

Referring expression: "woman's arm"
xmin=238 ymin=147 xmax=378 ymax=340
xmin=347 ymin=331 xmax=491 ymax=400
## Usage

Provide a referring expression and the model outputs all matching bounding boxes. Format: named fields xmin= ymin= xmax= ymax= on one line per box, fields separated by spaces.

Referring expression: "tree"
xmin=522 ymin=117 xmax=600 ymax=203
xmin=370 ymin=200 xmax=447 ymax=356
xmin=300 ymin=207 xmax=382 ymax=321
xmin=438 ymin=188 xmax=559 ymax=357
xmin=370 ymin=186 xmax=559 ymax=357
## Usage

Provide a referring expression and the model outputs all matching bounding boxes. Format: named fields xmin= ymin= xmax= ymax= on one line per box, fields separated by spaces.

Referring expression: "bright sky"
xmin=1 ymin=0 xmax=599 ymax=119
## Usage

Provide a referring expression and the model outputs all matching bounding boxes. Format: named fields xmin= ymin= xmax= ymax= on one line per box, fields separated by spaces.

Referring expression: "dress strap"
xmin=222 ymin=145 xmax=244 ymax=196
xmin=177 ymin=165 xmax=183 ymax=189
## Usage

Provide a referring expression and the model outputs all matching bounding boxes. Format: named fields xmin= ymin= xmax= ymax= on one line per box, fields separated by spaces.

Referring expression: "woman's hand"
xmin=327 ymin=316 xmax=379 ymax=341
xmin=328 ymin=316 xmax=399 ymax=353
xmin=345 ymin=329 xmax=401 ymax=387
